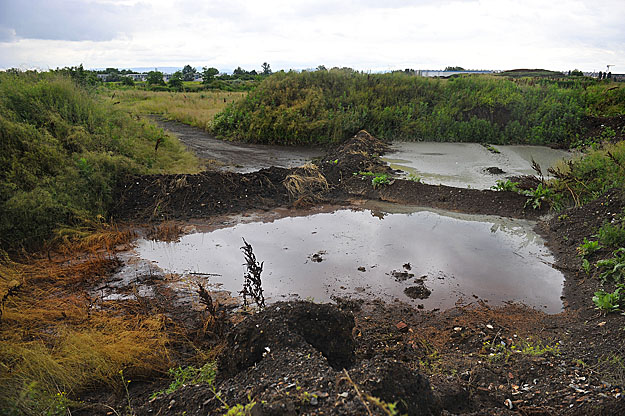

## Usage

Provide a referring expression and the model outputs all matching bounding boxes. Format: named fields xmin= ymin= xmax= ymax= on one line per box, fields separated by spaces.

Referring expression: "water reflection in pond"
xmin=132 ymin=203 xmax=564 ymax=313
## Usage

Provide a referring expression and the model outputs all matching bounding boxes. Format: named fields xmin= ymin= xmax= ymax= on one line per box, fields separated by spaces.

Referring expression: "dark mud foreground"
xmin=103 ymin=131 xmax=625 ymax=415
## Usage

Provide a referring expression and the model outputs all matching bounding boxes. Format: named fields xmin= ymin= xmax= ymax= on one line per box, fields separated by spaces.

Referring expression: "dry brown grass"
xmin=0 ymin=230 xmax=183 ymax=415
xmin=111 ymin=89 xmax=246 ymax=131
xmin=283 ymin=163 xmax=329 ymax=206
xmin=147 ymin=221 xmax=185 ymax=242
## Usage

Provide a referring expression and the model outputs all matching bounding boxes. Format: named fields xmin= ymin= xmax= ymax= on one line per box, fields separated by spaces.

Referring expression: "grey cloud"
xmin=0 ymin=0 xmax=146 ymax=42
xmin=0 ymin=26 xmax=16 ymax=42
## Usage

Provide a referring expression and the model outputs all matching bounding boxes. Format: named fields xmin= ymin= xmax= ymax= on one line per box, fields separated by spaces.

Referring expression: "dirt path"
xmin=154 ymin=118 xmax=323 ymax=173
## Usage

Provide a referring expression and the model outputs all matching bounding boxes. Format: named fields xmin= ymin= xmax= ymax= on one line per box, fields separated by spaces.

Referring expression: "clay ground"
xmin=74 ymin=128 xmax=625 ymax=415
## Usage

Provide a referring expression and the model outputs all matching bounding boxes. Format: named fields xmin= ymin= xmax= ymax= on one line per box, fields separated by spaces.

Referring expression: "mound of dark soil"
xmin=508 ymin=174 xmax=543 ymax=191
xmin=344 ymin=177 xmax=547 ymax=219
xmin=320 ymin=130 xmax=392 ymax=185
xmin=218 ymin=302 xmax=356 ymax=378
xmin=113 ymin=167 xmax=291 ymax=221
xmin=113 ymin=129 xmax=544 ymax=222
xmin=349 ymin=358 xmax=441 ymax=416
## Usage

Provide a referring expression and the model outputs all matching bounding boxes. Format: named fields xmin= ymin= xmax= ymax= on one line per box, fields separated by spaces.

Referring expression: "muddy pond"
xmin=110 ymin=202 xmax=564 ymax=313
xmin=383 ymin=142 xmax=576 ymax=190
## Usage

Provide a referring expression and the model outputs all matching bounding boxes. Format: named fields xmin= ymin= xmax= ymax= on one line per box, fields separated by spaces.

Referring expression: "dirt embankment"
xmin=113 ymin=130 xmax=544 ymax=222
xmin=104 ymin=129 xmax=625 ymax=416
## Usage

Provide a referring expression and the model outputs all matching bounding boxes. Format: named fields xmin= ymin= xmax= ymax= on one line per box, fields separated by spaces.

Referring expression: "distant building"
xmin=416 ymin=70 xmax=495 ymax=77
xmin=585 ymin=72 xmax=625 ymax=81
xmin=128 ymin=73 xmax=148 ymax=82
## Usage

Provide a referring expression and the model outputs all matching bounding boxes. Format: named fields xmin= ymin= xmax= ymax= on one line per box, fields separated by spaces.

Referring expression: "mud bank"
xmin=113 ymin=131 xmax=546 ymax=222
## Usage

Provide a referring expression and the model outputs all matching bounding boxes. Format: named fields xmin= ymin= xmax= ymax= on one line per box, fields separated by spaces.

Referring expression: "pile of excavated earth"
xmin=84 ymin=130 xmax=625 ymax=415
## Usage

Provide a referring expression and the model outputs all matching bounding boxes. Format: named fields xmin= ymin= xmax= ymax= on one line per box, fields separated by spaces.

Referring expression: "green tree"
xmin=233 ymin=66 xmax=246 ymax=76
xmin=146 ymin=71 xmax=165 ymax=86
xmin=120 ymin=76 xmax=135 ymax=86
xmin=445 ymin=66 xmax=465 ymax=71
xmin=261 ymin=62 xmax=272 ymax=75
xmin=168 ymin=71 xmax=184 ymax=91
xmin=182 ymin=64 xmax=197 ymax=81
xmin=201 ymin=67 xmax=219 ymax=84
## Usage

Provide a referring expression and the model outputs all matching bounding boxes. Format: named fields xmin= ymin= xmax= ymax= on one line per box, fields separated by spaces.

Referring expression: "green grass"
xmin=211 ymin=69 xmax=625 ymax=146
xmin=0 ymin=71 xmax=199 ymax=250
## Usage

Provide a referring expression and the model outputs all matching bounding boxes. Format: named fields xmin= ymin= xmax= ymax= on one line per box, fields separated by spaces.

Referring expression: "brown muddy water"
xmin=383 ymin=142 xmax=577 ymax=190
xmin=108 ymin=202 xmax=564 ymax=313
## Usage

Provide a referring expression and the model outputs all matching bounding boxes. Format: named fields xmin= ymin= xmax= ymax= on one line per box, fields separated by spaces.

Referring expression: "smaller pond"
xmin=125 ymin=203 xmax=564 ymax=312
xmin=383 ymin=142 xmax=576 ymax=189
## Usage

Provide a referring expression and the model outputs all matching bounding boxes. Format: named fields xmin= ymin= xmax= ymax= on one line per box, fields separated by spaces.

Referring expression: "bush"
xmin=211 ymin=70 xmax=623 ymax=146
xmin=0 ymin=72 xmax=196 ymax=250
xmin=598 ymin=221 xmax=625 ymax=248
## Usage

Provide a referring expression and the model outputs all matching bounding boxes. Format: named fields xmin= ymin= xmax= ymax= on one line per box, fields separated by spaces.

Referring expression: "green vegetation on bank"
xmin=212 ymin=69 xmax=624 ymax=145
xmin=551 ymin=140 xmax=625 ymax=206
xmin=0 ymin=71 xmax=199 ymax=250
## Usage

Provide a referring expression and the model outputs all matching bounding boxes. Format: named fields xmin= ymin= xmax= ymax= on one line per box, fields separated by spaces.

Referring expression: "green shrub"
xmin=551 ymin=141 xmax=625 ymax=205
xmin=491 ymin=180 xmax=519 ymax=192
xmin=596 ymin=248 xmax=625 ymax=283
xmin=597 ymin=221 xmax=625 ymax=248
xmin=151 ymin=362 xmax=216 ymax=399
xmin=211 ymin=70 xmax=623 ymax=146
xmin=0 ymin=71 xmax=197 ymax=250
xmin=577 ymin=238 xmax=602 ymax=258
xmin=593 ymin=285 xmax=624 ymax=313
xmin=371 ymin=173 xmax=391 ymax=189
xmin=522 ymin=184 xmax=554 ymax=210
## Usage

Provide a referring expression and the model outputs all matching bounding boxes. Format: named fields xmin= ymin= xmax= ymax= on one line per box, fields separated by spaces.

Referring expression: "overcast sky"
xmin=1 ymin=0 xmax=624 ymax=73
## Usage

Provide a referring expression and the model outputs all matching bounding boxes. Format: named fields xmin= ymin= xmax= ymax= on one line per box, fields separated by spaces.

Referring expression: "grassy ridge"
xmin=211 ymin=69 xmax=625 ymax=145
xmin=0 ymin=72 xmax=199 ymax=250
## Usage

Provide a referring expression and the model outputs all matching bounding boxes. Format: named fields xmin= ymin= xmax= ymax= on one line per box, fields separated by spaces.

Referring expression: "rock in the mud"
xmin=310 ymin=251 xmax=326 ymax=262
xmin=485 ymin=166 xmax=506 ymax=175
xmin=391 ymin=269 xmax=414 ymax=281
xmin=218 ymin=301 xmax=355 ymax=378
xmin=404 ymin=285 xmax=431 ymax=299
